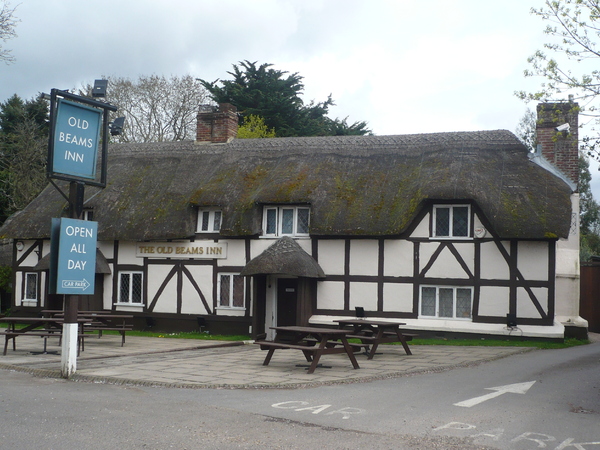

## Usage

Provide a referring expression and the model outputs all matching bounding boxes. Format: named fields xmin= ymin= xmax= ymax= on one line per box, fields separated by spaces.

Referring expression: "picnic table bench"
xmin=42 ymin=311 xmax=133 ymax=346
xmin=334 ymin=319 xmax=417 ymax=359
xmin=255 ymin=326 xmax=360 ymax=374
xmin=0 ymin=317 xmax=89 ymax=355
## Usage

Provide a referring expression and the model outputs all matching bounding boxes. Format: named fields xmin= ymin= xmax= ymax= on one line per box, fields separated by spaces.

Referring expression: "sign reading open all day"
xmin=52 ymin=99 xmax=102 ymax=180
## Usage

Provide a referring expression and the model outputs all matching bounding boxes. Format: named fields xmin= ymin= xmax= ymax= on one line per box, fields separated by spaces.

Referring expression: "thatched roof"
xmin=0 ymin=130 xmax=573 ymax=240
xmin=241 ymin=237 xmax=325 ymax=278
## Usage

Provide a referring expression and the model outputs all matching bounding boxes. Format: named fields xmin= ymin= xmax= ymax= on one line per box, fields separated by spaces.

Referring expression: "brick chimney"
xmin=196 ymin=103 xmax=238 ymax=144
xmin=536 ymin=102 xmax=579 ymax=187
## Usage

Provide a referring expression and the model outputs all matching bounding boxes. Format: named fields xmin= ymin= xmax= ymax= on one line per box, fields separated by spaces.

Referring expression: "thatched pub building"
xmin=0 ymin=102 xmax=587 ymax=340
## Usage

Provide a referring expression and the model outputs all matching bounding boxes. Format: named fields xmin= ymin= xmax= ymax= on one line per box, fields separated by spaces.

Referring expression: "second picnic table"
xmin=334 ymin=319 xmax=415 ymax=358
xmin=255 ymin=325 xmax=361 ymax=374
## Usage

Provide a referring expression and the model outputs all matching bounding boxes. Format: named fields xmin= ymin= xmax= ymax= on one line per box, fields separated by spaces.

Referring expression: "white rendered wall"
xmin=479 ymin=286 xmax=510 ymax=316
xmin=317 ymin=240 xmax=345 ymax=275
xmin=217 ymin=239 xmax=246 ymax=267
xmin=383 ymin=283 xmax=413 ymax=312
xmin=317 ymin=281 xmax=344 ymax=310
xmin=349 ymin=282 xmax=378 ymax=311
xmin=383 ymin=239 xmax=413 ymax=277
xmin=349 ymin=240 xmax=378 ymax=276
xmin=182 ymin=265 xmax=213 ymax=315
xmin=555 ymin=193 xmax=585 ymax=325
xmin=480 ymin=241 xmax=510 ymax=280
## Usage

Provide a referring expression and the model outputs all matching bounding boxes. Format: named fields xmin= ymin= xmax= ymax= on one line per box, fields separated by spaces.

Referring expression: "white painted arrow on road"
xmin=454 ymin=381 xmax=536 ymax=408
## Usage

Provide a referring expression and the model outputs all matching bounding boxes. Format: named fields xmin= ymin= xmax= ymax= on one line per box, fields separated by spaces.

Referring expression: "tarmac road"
xmin=0 ymin=335 xmax=598 ymax=449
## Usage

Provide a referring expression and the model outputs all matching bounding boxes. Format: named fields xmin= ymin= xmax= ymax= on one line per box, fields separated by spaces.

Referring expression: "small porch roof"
xmin=241 ymin=236 xmax=325 ymax=278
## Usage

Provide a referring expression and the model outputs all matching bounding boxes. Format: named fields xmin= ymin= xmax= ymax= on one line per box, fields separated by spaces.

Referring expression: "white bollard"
xmin=61 ymin=322 xmax=78 ymax=378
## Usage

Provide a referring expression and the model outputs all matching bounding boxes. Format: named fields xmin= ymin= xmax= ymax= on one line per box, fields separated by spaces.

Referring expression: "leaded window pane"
xmin=220 ymin=275 xmax=231 ymax=307
xmin=232 ymin=275 xmax=245 ymax=307
xmin=281 ymin=209 xmax=294 ymax=234
xmin=119 ymin=273 xmax=130 ymax=303
xmin=213 ymin=211 xmax=222 ymax=231
xmin=25 ymin=273 xmax=37 ymax=300
xmin=131 ymin=273 xmax=143 ymax=303
xmin=453 ymin=207 xmax=469 ymax=237
xmin=266 ymin=209 xmax=277 ymax=234
xmin=439 ymin=288 xmax=454 ymax=318
xmin=201 ymin=211 xmax=210 ymax=231
xmin=456 ymin=288 xmax=472 ymax=318
xmin=435 ymin=207 xmax=450 ymax=236
xmin=421 ymin=287 xmax=436 ymax=316
xmin=297 ymin=208 xmax=309 ymax=234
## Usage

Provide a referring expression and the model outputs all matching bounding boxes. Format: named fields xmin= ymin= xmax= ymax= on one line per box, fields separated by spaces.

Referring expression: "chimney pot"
xmin=196 ymin=103 xmax=238 ymax=144
xmin=535 ymin=102 xmax=579 ymax=187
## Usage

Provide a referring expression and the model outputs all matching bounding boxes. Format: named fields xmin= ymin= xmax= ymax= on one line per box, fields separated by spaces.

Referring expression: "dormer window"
xmin=263 ymin=206 xmax=310 ymax=238
xmin=197 ymin=208 xmax=222 ymax=233
xmin=82 ymin=209 xmax=94 ymax=221
xmin=432 ymin=205 xmax=470 ymax=238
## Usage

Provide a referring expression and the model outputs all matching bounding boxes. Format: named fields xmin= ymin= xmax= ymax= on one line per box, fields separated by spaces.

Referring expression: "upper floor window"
xmin=263 ymin=206 xmax=310 ymax=238
xmin=197 ymin=209 xmax=222 ymax=233
xmin=432 ymin=205 xmax=470 ymax=238
xmin=82 ymin=209 xmax=94 ymax=221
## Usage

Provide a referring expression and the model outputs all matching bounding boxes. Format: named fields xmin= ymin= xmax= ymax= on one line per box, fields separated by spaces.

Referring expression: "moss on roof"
xmin=0 ymin=131 xmax=573 ymax=241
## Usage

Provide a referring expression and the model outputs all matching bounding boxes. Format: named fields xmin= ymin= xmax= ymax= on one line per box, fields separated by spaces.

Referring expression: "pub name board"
xmin=136 ymin=242 xmax=227 ymax=259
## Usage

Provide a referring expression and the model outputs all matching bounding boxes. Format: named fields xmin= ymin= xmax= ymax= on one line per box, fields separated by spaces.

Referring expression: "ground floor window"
xmin=118 ymin=271 xmax=143 ymax=304
xmin=420 ymin=286 xmax=472 ymax=319
xmin=218 ymin=273 xmax=245 ymax=309
xmin=24 ymin=272 xmax=38 ymax=302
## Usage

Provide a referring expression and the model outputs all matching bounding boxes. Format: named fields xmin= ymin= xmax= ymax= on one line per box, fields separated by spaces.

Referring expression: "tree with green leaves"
xmin=200 ymin=61 xmax=371 ymax=137
xmin=0 ymin=94 xmax=49 ymax=224
xmin=237 ymin=115 xmax=276 ymax=139
xmin=516 ymin=0 xmax=600 ymax=156
xmin=0 ymin=1 xmax=19 ymax=64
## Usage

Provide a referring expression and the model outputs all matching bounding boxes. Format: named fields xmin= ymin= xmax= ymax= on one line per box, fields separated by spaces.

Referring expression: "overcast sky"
xmin=2 ymin=0 xmax=599 ymax=196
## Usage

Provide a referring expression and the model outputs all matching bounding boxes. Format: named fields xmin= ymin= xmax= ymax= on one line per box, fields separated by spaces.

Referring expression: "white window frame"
xmin=197 ymin=208 xmax=222 ymax=233
xmin=217 ymin=273 xmax=246 ymax=310
xmin=432 ymin=204 xmax=471 ymax=239
xmin=23 ymin=272 xmax=38 ymax=302
xmin=262 ymin=206 xmax=310 ymax=238
xmin=117 ymin=271 xmax=144 ymax=305
xmin=419 ymin=285 xmax=473 ymax=320
xmin=82 ymin=209 xmax=94 ymax=221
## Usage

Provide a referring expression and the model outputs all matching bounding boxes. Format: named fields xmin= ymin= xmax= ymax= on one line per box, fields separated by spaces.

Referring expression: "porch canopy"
xmin=241 ymin=236 xmax=325 ymax=278
xmin=32 ymin=248 xmax=112 ymax=274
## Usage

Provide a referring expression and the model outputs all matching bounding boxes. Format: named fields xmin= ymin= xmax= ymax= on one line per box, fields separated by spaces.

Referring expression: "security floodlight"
xmin=92 ymin=79 xmax=108 ymax=98
xmin=506 ymin=313 xmax=517 ymax=328
xmin=109 ymin=116 xmax=125 ymax=136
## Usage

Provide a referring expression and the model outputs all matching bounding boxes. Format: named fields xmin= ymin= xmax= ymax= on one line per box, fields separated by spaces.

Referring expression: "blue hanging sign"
xmin=54 ymin=218 xmax=98 ymax=295
xmin=52 ymin=99 xmax=102 ymax=180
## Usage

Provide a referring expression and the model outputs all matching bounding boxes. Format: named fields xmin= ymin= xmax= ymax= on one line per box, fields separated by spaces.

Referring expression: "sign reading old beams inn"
xmin=52 ymin=99 xmax=102 ymax=180
xmin=136 ymin=242 xmax=227 ymax=259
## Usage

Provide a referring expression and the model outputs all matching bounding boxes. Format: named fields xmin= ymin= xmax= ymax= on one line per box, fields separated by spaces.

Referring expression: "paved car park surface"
xmin=0 ymin=334 xmax=535 ymax=388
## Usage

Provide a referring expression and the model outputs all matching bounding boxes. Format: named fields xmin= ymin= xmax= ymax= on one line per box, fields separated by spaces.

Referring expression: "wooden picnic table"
xmin=255 ymin=325 xmax=360 ymax=374
xmin=42 ymin=311 xmax=134 ymax=346
xmin=334 ymin=319 xmax=415 ymax=359
xmin=0 ymin=317 xmax=89 ymax=355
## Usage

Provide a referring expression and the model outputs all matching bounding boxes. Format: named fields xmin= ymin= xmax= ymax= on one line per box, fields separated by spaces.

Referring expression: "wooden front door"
xmin=277 ymin=278 xmax=298 ymax=327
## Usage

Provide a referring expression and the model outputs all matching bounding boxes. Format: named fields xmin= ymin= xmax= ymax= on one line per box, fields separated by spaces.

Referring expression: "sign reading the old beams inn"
xmin=52 ymin=99 xmax=102 ymax=180
xmin=136 ymin=242 xmax=227 ymax=259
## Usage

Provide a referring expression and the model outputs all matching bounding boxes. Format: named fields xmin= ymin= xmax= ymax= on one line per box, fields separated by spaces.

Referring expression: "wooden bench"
xmin=1 ymin=330 xmax=90 ymax=355
xmin=255 ymin=326 xmax=361 ymax=374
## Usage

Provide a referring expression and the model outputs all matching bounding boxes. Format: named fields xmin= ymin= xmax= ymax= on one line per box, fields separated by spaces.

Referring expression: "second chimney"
xmin=536 ymin=102 xmax=579 ymax=187
xmin=196 ymin=103 xmax=238 ymax=144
